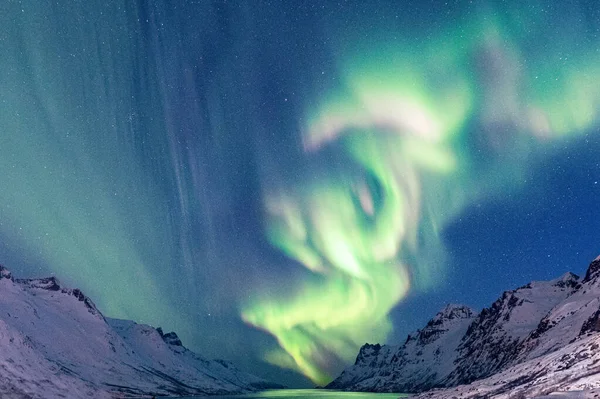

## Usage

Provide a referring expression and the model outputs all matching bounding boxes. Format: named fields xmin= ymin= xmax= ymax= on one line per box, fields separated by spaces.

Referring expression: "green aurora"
xmin=242 ymin=6 xmax=600 ymax=384
xmin=0 ymin=1 xmax=189 ymax=336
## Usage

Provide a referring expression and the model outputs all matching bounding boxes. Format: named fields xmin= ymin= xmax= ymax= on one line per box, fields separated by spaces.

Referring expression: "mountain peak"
xmin=409 ymin=305 xmax=476 ymax=347
xmin=16 ymin=276 xmax=62 ymax=291
xmin=8 ymin=272 xmax=103 ymax=318
xmin=550 ymin=271 xmax=580 ymax=288
xmin=439 ymin=304 xmax=475 ymax=320
xmin=582 ymin=256 xmax=600 ymax=284
xmin=426 ymin=304 xmax=475 ymax=329
xmin=0 ymin=265 xmax=12 ymax=281
xmin=156 ymin=327 xmax=183 ymax=346
xmin=353 ymin=343 xmax=382 ymax=365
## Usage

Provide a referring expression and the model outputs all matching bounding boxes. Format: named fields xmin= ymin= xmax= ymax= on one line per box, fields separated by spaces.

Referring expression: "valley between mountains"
xmin=4 ymin=257 xmax=600 ymax=398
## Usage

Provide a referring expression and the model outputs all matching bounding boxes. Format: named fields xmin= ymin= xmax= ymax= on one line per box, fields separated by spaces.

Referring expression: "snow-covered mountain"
xmin=444 ymin=271 xmax=580 ymax=386
xmin=327 ymin=304 xmax=475 ymax=392
xmin=0 ymin=265 xmax=281 ymax=398
xmin=327 ymin=256 xmax=600 ymax=397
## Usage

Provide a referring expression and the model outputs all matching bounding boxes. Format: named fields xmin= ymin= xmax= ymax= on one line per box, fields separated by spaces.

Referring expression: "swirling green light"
xmin=242 ymin=52 xmax=470 ymax=383
xmin=243 ymin=9 xmax=600 ymax=384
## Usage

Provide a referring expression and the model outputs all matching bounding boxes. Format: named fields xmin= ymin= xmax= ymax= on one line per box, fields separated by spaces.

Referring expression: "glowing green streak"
xmin=245 ymin=137 xmax=420 ymax=382
xmin=0 ymin=1 xmax=187 ymax=335
xmin=525 ymin=55 xmax=600 ymax=137
xmin=243 ymin=5 xmax=600 ymax=384
xmin=243 ymin=62 xmax=467 ymax=383
xmin=243 ymin=19 xmax=478 ymax=383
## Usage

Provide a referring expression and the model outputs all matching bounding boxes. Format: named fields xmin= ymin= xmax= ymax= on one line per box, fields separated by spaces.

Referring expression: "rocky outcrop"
xmin=0 ymin=264 xmax=13 ymax=280
xmin=157 ymin=327 xmax=184 ymax=346
xmin=579 ymin=306 xmax=600 ymax=335
xmin=583 ymin=257 xmax=600 ymax=283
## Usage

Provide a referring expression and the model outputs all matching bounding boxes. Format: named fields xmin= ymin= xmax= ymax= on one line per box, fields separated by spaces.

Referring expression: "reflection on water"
xmin=177 ymin=389 xmax=409 ymax=399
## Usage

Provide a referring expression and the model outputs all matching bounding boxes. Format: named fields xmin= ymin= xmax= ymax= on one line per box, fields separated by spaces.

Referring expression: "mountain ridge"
xmin=327 ymin=256 xmax=600 ymax=398
xmin=0 ymin=264 xmax=282 ymax=398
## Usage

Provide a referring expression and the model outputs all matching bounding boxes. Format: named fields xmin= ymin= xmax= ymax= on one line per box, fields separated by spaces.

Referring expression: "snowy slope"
xmin=326 ymin=344 xmax=399 ymax=390
xmin=0 ymin=265 xmax=280 ymax=398
xmin=0 ymin=315 xmax=108 ymax=399
xmin=107 ymin=318 xmax=278 ymax=392
xmin=445 ymin=272 xmax=580 ymax=385
xmin=327 ymin=304 xmax=476 ymax=392
xmin=328 ymin=256 xmax=600 ymax=397
xmin=415 ymin=333 xmax=600 ymax=399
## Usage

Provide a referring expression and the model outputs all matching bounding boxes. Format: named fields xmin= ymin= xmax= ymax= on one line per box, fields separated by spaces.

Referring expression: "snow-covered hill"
xmin=327 ymin=256 xmax=600 ymax=397
xmin=0 ymin=265 xmax=281 ymax=398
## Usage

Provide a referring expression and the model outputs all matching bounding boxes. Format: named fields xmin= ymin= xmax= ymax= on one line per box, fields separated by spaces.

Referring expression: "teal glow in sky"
xmin=1 ymin=0 xmax=600 ymax=387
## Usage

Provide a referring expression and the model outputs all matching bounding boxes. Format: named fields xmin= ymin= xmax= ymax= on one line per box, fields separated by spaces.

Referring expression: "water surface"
xmin=179 ymin=390 xmax=409 ymax=399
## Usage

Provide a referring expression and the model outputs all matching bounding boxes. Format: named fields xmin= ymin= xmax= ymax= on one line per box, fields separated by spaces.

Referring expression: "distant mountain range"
xmin=328 ymin=256 xmax=600 ymax=398
xmin=0 ymin=265 xmax=282 ymax=398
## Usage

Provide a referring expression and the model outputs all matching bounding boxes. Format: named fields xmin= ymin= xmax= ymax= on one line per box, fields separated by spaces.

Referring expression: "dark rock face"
xmin=354 ymin=343 xmax=382 ymax=365
xmin=580 ymin=307 xmax=600 ymax=336
xmin=71 ymin=288 xmax=102 ymax=316
xmin=553 ymin=272 xmax=580 ymax=289
xmin=327 ymin=304 xmax=476 ymax=393
xmin=0 ymin=265 xmax=13 ymax=281
xmin=446 ymin=291 xmax=523 ymax=385
xmin=446 ymin=273 xmax=579 ymax=386
xmin=529 ymin=317 xmax=553 ymax=340
xmin=583 ymin=258 xmax=600 ymax=284
xmin=15 ymin=277 xmax=61 ymax=291
xmin=162 ymin=332 xmax=183 ymax=347
xmin=157 ymin=327 xmax=183 ymax=346
xmin=419 ymin=305 xmax=474 ymax=346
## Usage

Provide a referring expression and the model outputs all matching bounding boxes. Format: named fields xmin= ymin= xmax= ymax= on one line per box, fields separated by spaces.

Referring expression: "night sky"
xmin=1 ymin=0 xmax=600 ymax=388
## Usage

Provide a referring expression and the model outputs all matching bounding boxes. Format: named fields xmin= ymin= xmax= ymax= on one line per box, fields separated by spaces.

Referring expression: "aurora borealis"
xmin=2 ymin=0 xmax=600 ymax=387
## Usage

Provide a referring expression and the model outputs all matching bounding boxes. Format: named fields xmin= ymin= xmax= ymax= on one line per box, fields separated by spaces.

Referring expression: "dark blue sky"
xmin=389 ymin=133 xmax=600 ymax=344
